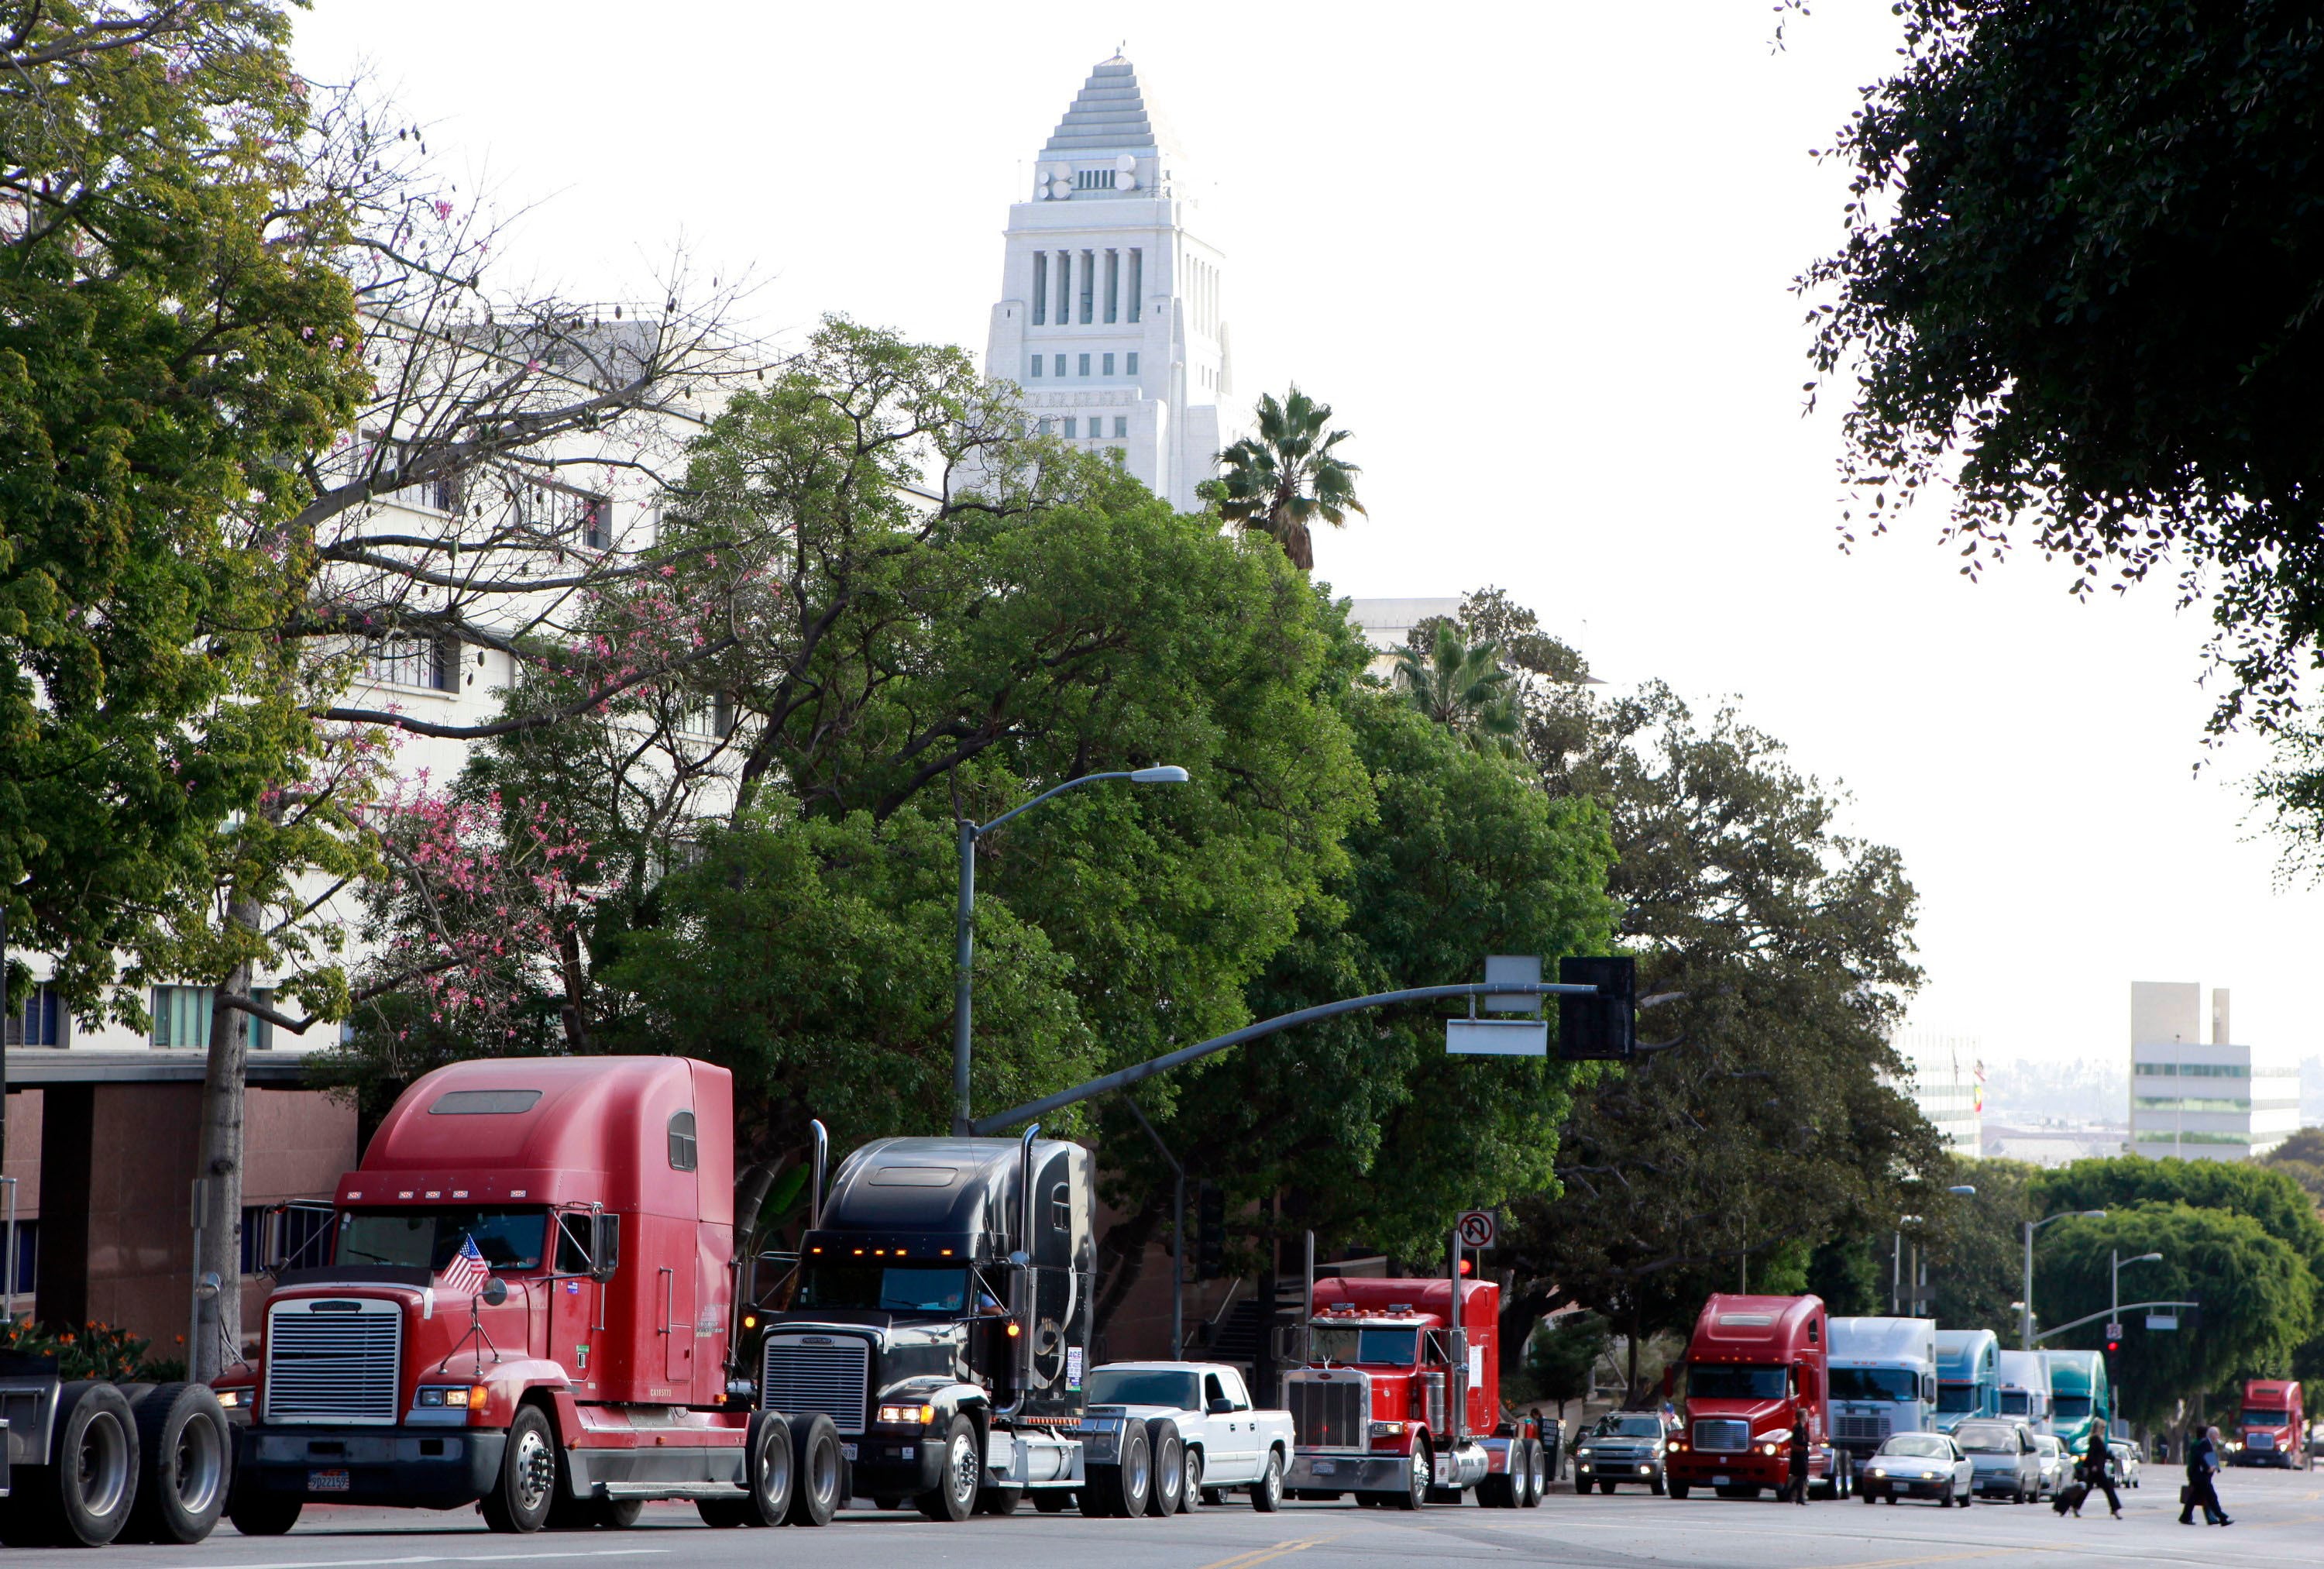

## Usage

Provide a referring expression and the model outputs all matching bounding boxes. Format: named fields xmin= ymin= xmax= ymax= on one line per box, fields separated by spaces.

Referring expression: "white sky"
xmin=295 ymin=2 xmax=2324 ymax=1071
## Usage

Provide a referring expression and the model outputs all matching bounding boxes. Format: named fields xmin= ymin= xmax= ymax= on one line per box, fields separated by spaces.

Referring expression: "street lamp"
xmin=2112 ymin=1250 xmax=2163 ymax=1340
xmin=2023 ymin=1209 xmax=2106 ymax=1349
xmin=951 ymin=766 xmax=1189 ymax=1135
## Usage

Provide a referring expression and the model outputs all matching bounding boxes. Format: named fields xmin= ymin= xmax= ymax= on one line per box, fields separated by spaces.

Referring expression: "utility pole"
xmin=2023 ymin=1209 xmax=2107 ymax=1349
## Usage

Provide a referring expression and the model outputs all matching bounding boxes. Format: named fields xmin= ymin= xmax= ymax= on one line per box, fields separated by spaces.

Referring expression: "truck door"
xmin=663 ymin=1110 xmax=701 ymax=1388
xmin=553 ymin=1212 xmax=608 ymax=1395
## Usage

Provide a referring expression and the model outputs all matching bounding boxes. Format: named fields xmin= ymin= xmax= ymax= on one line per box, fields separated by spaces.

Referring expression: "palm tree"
xmin=1394 ymin=623 xmax=1522 ymax=755
xmin=1210 ymin=387 xmax=1365 ymax=571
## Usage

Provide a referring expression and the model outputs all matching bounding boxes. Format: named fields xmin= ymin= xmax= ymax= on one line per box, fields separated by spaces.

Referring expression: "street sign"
xmin=1482 ymin=954 xmax=1541 ymax=1013
xmin=1457 ymin=1210 xmax=1497 ymax=1249
xmin=2147 ymin=1314 xmax=2178 ymax=1331
xmin=1446 ymin=1018 xmax=1547 ymax=1056
xmin=2105 ymin=1321 xmax=2123 ymax=1341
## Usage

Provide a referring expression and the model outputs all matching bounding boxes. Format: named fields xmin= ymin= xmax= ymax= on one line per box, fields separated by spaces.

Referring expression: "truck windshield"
xmin=1686 ymin=1364 xmax=1785 ymax=1401
xmin=796 ymin=1262 xmax=972 ymax=1314
xmin=337 ymin=1208 xmax=548 ymax=1271
xmin=1831 ymin=1367 xmax=1922 ymax=1402
xmin=2051 ymin=1395 xmax=2092 ymax=1420
xmin=1085 ymin=1370 xmax=1202 ymax=1409
xmin=1937 ymin=1384 xmax=1980 ymax=1412
xmin=1999 ymin=1390 xmax=2030 ymax=1415
xmin=1311 ymin=1327 xmax=1417 ymax=1366
xmin=2244 ymin=1409 xmax=2288 ymax=1424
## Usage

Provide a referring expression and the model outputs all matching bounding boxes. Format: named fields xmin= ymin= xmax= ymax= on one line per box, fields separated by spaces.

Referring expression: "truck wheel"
xmin=1669 ymin=1481 xmax=1690 ymax=1500
xmin=122 ymin=1382 xmax=228 ymax=1543
xmin=225 ymin=1490 xmax=302 ymax=1537
xmin=784 ymin=1412 xmax=841 ymax=1526
xmin=975 ymin=1486 xmax=1022 ymax=1515
xmin=1181 ymin=1448 xmax=1203 ymax=1512
xmin=2 ymin=1381 xmax=140 ymax=1547
xmin=1523 ymin=1440 xmax=1545 ymax=1506
xmin=1081 ymin=1421 xmax=1152 ymax=1519
xmin=593 ymin=1499 xmax=644 ymax=1528
xmin=1650 ymin=1472 xmax=1667 ymax=1498
xmin=1144 ymin=1419 xmax=1184 ymax=1516
xmin=1597 ymin=1479 xmax=1617 ymax=1495
xmin=713 ymin=1409 xmax=793 ymax=1526
xmin=1250 ymin=1447 xmax=1284 ymax=1512
xmin=1390 ymin=1440 xmax=1430 ymax=1510
xmin=480 ymin=1404 xmax=558 ymax=1533
xmin=1574 ymin=1474 xmax=1590 ymax=1495
xmin=918 ymin=1415 xmax=980 ymax=1522
xmin=1033 ymin=1490 xmax=1072 ymax=1513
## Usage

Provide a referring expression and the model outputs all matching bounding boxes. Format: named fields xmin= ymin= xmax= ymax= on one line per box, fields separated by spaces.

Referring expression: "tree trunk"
xmin=1626 ymin=1300 xmax=1642 ymax=1407
xmin=557 ymin=922 xmax=590 ymax=1051
xmin=1255 ymin=1192 xmax=1279 ymax=1407
xmin=192 ymin=893 xmax=261 ymax=1381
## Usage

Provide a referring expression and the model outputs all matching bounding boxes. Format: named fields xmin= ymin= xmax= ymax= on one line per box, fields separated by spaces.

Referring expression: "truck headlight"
xmin=1575 ymin=1447 xmax=1593 ymax=1459
xmin=877 ymin=1403 xmax=936 ymax=1426
xmin=1369 ymin=1421 xmax=1408 ymax=1438
xmin=418 ymin=1385 xmax=486 ymax=1409
xmin=1760 ymin=1443 xmax=1778 ymax=1456
xmin=215 ymin=1389 xmax=243 ymax=1409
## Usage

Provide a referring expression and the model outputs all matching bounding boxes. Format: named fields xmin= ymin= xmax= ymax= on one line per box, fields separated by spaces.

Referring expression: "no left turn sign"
xmin=1457 ymin=1210 xmax=1497 ymax=1249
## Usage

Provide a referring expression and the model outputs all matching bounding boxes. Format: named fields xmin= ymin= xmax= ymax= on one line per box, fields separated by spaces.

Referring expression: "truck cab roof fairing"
xmin=1692 ymin=1293 xmax=1824 ymax=1355
xmin=814 ymin=1137 xmax=1092 ymax=1268
xmin=350 ymin=1055 xmax=734 ymax=1223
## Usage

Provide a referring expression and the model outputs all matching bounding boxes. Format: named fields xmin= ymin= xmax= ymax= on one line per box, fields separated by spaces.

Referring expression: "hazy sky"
xmin=294 ymin=2 xmax=2324 ymax=1070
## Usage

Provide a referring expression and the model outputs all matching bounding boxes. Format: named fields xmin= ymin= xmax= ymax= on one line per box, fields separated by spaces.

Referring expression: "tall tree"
xmin=1393 ymin=622 xmax=1521 ymax=755
xmin=1205 ymin=387 xmax=1364 ymax=572
xmin=1799 ymin=1 xmax=2324 ymax=802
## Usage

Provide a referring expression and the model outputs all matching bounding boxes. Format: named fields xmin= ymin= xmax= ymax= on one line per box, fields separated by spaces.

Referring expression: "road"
xmin=18 ymin=1467 xmax=2318 ymax=1567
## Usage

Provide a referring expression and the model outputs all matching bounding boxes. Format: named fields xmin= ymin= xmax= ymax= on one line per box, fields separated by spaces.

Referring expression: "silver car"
xmin=2107 ymin=1440 xmax=2141 ymax=1488
xmin=1858 ymin=1433 xmax=1973 ymax=1507
xmin=2032 ymin=1434 xmax=2066 ymax=1498
xmin=1954 ymin=1419 xmax=2041 ymax=1502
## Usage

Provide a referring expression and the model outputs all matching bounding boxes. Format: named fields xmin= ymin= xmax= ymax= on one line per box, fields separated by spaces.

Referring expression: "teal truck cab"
xmin=2039 ymin=1350 xmax=2109 ymax=1454
xmin=1934 ymin=1330 xmax=1999 ymax=1433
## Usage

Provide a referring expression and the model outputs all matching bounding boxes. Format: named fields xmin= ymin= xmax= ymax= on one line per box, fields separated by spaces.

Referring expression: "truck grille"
xmin=761 ymin=1335 xmax=869 ymax=1436
xmin=1836 ymin=1414 xmax=1891 ymax=1445
xmin=1285 ymin=1375 xmax=1367 ymax=1450
xmin=264 ymin=1297 xmax=401 ymax=1425
xmin=1691 ymin=1419 xmax=1750 ymax=1453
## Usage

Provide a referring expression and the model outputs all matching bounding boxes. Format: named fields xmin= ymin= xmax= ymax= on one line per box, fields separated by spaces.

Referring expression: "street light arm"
xmin=973 ymin=770 xmax=1134 ymax=836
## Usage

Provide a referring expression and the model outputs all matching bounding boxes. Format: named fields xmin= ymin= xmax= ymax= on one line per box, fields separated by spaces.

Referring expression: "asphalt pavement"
xmin=18 ymin=1464 xmax=2321 ymax=1567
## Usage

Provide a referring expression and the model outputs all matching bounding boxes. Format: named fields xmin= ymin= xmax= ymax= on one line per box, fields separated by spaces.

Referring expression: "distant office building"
xmin=1890 ymin=1032 xmax=1984 ymax=1158
xmin=2126 ymin=982 xmax=2300 ymax=1161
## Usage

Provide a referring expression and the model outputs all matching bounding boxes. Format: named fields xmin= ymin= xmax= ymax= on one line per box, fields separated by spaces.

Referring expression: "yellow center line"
xmin=1195 ymin=1534 xmax=1341 ymax=1569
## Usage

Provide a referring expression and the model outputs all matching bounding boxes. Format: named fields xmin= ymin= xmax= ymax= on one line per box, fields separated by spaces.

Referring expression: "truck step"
xmin=599 ymin=1482 xmax=748 ymax=1502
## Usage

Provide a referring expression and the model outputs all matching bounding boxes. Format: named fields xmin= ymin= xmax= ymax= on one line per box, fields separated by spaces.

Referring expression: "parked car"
xmin=2031 ymin=1434 xmax=2067 ymax=1498
xmin=1858 ymin=1433 xmax=1974 ymax=1508
xmin=1954 ymin=1419 xmax=2041 ymax=1502
xmin=2107 ymin=1439 xmax=2141 ymax=1489
xmin=1574 ymin=1410 xmax=1676 ymax=1495
xmin=1083 ymin=1362 xmax=1295 ymax=1512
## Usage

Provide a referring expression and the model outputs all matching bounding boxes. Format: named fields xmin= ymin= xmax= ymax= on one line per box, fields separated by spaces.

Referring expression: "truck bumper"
xmin=237 ymin=1425 xmax=507 ymax=1510
xmin=1286 ymin=1452 xmax=1408 ymax=1492
xmin=1668 ymin=1454 xmax=1783 ymax=1489
xmin=847 ymin=1435 xmax=945 ymax=1498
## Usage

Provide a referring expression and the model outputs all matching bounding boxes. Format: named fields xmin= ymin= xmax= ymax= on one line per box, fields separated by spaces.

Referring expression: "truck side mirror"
xmin=480 ymin=1277 xmax=510 ymax=1306
xmin=1208 ymin=1397 xmax=1234 ymax=1416
xmin=591 ymin=1214 xmax=621 ymax=1282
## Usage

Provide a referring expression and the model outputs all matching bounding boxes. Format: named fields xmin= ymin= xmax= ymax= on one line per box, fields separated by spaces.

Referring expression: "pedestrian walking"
xmin=1788 ymin=1414 xmax=1811 ymax=1505
xmin=2073 ymin=1425 xmax=2121 ymax=1518
xmin=2179 ymin=1423 xmax=2232 ymax=1526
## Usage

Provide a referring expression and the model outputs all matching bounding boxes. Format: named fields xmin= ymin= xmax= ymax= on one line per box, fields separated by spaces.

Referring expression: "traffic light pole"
xmin=2032 ymin=1301 xmax=2199 ymax=1344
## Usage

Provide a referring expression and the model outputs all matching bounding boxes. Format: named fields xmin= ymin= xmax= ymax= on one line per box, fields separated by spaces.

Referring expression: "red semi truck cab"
xmin=1664 ymin=1293 xmax=1847 ymax=1500
xmin=2234 ymin=1378 xmax=2306 ymax=1469
xmin=1278 ymin=1276 xmax=1547 ymax=1509
xmin=216 ymin=1058 xmax=830 ymax=1536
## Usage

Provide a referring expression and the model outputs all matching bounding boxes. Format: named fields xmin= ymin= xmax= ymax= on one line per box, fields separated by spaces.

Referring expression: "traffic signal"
xmin=1195 ymin=1182 xmax=1226 ymax=1280
xmin=1558 ymin=955 xmax=1636 ymax=1061
xmin=2106 ymin=1335 xmax=2120 ymax=1354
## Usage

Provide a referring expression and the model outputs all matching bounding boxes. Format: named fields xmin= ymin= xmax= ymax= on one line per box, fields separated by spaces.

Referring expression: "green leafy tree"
xmin=1523 ymin=1310 xmax=1610 ymax=1428
xmin=1803 ymin=0 xmax=2324 ymax=735
xmin=1204 ymin=387 xmax=1364 ymax=571
xmin=1393 ymin=622 xmax=1521 ymax=756
xmin=1925 ymin=1158 xmax=2044 ymax=1340
xmin=2263 ymin=1128 xmax=2324 ymax=1208
xmin=2036 ymin=1205 xmax=2315 ymax=1433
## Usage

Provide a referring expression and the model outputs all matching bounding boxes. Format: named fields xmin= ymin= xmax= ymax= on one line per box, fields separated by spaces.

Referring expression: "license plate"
xmin=840 ymin=1443 xmax=857 ymax=1461
xmin=1712 ymin=1474 xmax=1730 ymax=1487
xmin=1312 ymin=1460 xmax=1336 ymax=1475
xmin=307 ymin=1468 xmax=350 ymax=1494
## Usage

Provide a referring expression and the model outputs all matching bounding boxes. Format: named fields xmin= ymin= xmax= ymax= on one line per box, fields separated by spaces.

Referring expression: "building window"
xmin=425 ymin=472 xmax=462 ymax=514
xmin=1053 ymin=354 xmax=1065 ymax=377
xmin=1105 ymin=250 xmax=1119 ymax=324
xmin=7 ymin=1219 xmax=35 ymax=1299
xmin=1032 ymin=251 xmax=1048 ymax=325
xmin=1126 ymin=352 xmax=1139 ymax=376
xmin=1115 ymin=417 xmax=1129 ymax=439
xmin=1102 ymin=353 xmax=1115 ymax=376
xmin=1080 ymin=249 xmax=1095 ymax=323
xmin=364 ymin=636 xmax=459 ymax=693
xmin=1078 ymin=353 xmax=1091 ymax=377
xmin=1029 ymin=356 xmax=1043 ymax=377
xmin=668 ymin=1110 xmax=698 ymax=1171
xmin=682 ymin=692 xmax=737 ymax=738
xmin=152 ymin=986 xmax=273 ymax=1051
xmin=1075 ymin=168 xmax=1116 ymax=191
xmin=6 ymin=982 xmax=64 ymax=1048
xmin=241 ymin=1203 xmax=333 ymax=1275
xmin=1128 ymin=249 xmax=1142 ymax=322
xmin=1064 ymin=418 xmax=1078 ymax=438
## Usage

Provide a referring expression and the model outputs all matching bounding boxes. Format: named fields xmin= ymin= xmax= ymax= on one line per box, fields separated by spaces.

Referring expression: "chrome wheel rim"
xmin=174 ymin=1413 xmax=224 ymax=1516
xmin=1126 ymin=1438 xmax=1149 ymax=1504
xmin=1410 ymin=1447 xmax=1429 ymax=1498
xmin=758 ymin=1430 xmax=792 ymax=1511
xmin=77 ymin=1411 xmax=130 ymax=1520
xmin=511 ymin=1426 xmax=554 ymax=1515
xmin=948 ymin=1434 xmax=978 ymax=1505
xmin=1184 ymin=1450 xmax=1202 ymax=1509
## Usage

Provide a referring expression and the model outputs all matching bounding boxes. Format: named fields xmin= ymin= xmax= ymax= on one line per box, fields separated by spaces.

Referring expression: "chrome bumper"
xmin=1286 ymin=1452 xmax=1408 ymax=1492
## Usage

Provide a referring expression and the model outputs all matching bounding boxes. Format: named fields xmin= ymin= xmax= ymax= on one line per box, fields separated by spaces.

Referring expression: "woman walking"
xmin=1788 ymin=1414 xmax=1811 ymax=1505
xmin=2075 ymin=1426 xmax=2121 ymax=1518
xmin=2179 ymin=1423 xmax=2231 ymax=1526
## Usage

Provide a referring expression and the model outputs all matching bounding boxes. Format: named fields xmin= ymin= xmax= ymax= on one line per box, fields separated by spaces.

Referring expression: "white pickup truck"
xmin=1083 ymin=1362 xmax=1298 ymax=1512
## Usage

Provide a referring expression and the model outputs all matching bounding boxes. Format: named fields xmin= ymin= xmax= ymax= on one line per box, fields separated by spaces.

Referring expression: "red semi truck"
xmin=1664 ymin=1293 xmax=1850 ymax=1501
xmin=217 ymin=1057 xmax=836 ymax=1534
xmin=2233 ymin=1378 xmax=2306 ymax=1469
xmin=1277 ymin=1271 xmax=1549 ymax=1509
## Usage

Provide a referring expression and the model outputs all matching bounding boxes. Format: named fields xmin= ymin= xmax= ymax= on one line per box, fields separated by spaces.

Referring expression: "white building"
xmin=1889 ymin=1031 xmax=1983 ymax=1158
xmin=2126 ymin=982 xmax=2301 ymax=1161
xmin=985 ymin=55 xmax=1232 ymax=511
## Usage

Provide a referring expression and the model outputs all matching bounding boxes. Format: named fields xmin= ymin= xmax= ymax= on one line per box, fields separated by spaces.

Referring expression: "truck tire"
xmin=1033 ymin=1490 xmax=1072 ymax=1513
xmin=1144 ymin=1419 xmax=1184 ymax=1516
xmin=1081 ymin=1420 xmax=1152 ymax=1518
xmin=1250 ymin=1447 xmax=1284 ymax=1512
xmin=1477 ymin=1468 xmax=1514 ymax=1508
xmin=225 ymin=1490 xmax=302 ymax=1537
xmin=1181 ymin=1447 xmax=1202 ymax=1511
xmin=0 ymin=1381 xmax=140 ymax=1547
xmin=1669 ymin=1481 xmax=1690 ymax=1500
xmin=918 ymin=1414 xmax=980 ymax=1522
xmin=975 ymin=1486 xmax=1022 ymax=1515
xmin=700 ymin=1409 xmax=795 ymax=1528
xmin=480 ymin=1404 xmax=558 ymax=1533
xmin=1387 ymin=1440 xmax=1429 ymax=1511
xmin=122 ymin=1382 xmax=229 ymax=1543
xmin=784 ymin=1412 xmax=841 ymax=1526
